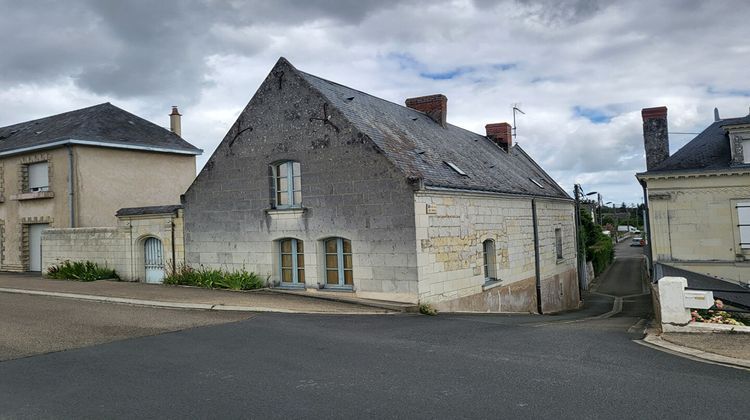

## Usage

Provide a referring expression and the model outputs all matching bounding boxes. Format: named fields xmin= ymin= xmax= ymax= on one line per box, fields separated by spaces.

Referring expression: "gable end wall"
xmin=182 ymin=60 xmax=419 ymax=301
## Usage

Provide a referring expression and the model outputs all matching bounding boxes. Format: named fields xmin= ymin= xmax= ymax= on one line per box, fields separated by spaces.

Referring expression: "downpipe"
xmin=532 ymin=198 xmax=543 ymax=314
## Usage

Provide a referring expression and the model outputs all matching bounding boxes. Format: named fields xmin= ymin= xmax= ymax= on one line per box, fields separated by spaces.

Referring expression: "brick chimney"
xmin=405 ymin=94 xmax=447 ymax=127
xmin=486 ymin=122 xmax=513 ymax=151
xmin=642 ymin=106 xmax=669 ymax=171
xmin=170 ymin=106 xmax=182 ymax=137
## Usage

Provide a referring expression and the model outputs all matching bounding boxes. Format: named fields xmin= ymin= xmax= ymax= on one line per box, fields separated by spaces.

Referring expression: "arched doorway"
xmin=144 ymin=237 xmax=165 ymax=284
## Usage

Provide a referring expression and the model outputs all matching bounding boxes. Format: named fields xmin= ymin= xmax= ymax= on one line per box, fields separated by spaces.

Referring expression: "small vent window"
xmin=445 ymin=161 xmax=467 ymax=176
xmin=529 ymin=178 xmax=544 ymax=189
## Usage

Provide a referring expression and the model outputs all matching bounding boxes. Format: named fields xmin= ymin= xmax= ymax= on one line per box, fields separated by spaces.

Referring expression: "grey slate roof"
xmin=0 ymin=103 xmax=202 ymax=156
xmin=116 ymin=205 xmax=182 ymax=217
xmin=296 ymin=68 xmax=570 ymax=200
xmin=642 ymin=115 xmax=750 ymax=174
xmin=656 ymin=263 xmax=750 ymax=309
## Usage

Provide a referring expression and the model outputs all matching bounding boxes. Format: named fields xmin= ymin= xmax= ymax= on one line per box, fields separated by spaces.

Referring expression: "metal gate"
xmin=144 ymin=237 xmax=164 ymax=284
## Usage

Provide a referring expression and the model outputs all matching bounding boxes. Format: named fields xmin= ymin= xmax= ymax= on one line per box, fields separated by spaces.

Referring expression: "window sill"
xmin=276 ymin=283 xmax=306 ymax=290
xmin=317 ymin=285 xmax=354 ymax=292
xmin=482 ymin=279 xmax=503 ymax=291
xmin=556 ymin=258 xmax=566 ymax=265
xmin=265 ymin=207 xmax=306 ymax=216
xmin=13 ymin=191 xmax=55 ymax=201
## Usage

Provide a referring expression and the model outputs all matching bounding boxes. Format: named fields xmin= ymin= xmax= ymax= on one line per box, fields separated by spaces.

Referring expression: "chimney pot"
xmin=486 ymin=122 xmax=513 ymax=151
xmin=170 ymin=106 xmax=182 ymax=137
xmin=714 ymin=107 xmax=721 ymax=121
xmin=405 ymin=94 xmax=447 ymax=127
xmin=642 ymin=106 xmax=669 ymax=171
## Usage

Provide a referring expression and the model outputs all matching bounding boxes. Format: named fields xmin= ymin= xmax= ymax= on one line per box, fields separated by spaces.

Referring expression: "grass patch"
xmin=164 ymin=264 xmax=266 ymax=291
xmin=47 ymin=260 xmax=118 ymax=282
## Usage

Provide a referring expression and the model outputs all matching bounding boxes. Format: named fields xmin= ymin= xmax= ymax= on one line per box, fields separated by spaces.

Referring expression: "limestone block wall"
xmin=646 ymin=173 xmax=750 ymax=284
xmin=414 ymin=191 xmax=578 ymax=313
xmin=42 ymin=227 xmax=129 ymax=277
xmin=41 ymin=211 xmax=184 ymax=281
xmin=182 ymin=58 xmax=419 ymax=303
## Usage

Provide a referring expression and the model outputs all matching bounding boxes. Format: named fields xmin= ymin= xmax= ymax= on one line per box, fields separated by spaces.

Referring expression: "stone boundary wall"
xmin=42 ymin=227 xmax=129 ymax=277
xmin=41 ymin=210 xmax=184 ymax=282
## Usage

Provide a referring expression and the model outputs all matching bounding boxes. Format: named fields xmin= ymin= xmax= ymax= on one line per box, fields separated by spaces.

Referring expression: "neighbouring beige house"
xmin=637 ymin=106 xmax=750 ymax=287
xmin=0 ymin=103 xmax=201 ymax=272
xmin=181 ymin=58 xmax=579 ymax=313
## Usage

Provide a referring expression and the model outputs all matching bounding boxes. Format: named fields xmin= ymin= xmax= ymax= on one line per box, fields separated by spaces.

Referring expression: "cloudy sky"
xmin=1 ymin=0 xmax=748 ymax=205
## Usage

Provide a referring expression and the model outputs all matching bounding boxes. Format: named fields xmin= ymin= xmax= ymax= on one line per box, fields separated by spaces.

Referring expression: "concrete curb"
xmin=267 ymin=288 xmax=419 ymax=313
xmin=639 ymin=332 xmax=750 ymax=370
xmin=0 ymin=287 xmax=394 ymax=315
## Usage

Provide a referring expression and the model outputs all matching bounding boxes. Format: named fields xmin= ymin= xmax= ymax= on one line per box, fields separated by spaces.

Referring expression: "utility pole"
xmin=574 ymin=184 xmax=597 ymax=293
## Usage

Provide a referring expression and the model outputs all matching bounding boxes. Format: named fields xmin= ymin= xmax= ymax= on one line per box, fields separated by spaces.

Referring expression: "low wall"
xmin=41 ymin=210 xmax=184 ymax=282
xmin=657 ymin=276 xmax=749 ymax=334
xmin=42 ymin=227 xmax=130 ymax=277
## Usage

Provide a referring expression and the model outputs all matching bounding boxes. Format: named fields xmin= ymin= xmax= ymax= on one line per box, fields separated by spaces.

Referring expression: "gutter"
xmin=0 ymin=138 xmax=202 ymax=158
xmin=532 ymin=198 xmax=543 ymax=314
xmin=422 ymin=185 xmax=574 ymax=203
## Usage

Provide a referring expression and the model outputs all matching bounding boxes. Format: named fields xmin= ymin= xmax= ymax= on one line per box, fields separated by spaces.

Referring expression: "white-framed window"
xmin=736 ymin=202 xmax=750 ymax=249
xmin=279 ymin=238 xmax=305 ymax=285
xmin=555 ymin=228 xmax=563 ymax=260
xmin=742 ymin=139 xmax=750 ymax=164
xmin=273 ymin=161 xmax=301 ymax=208
xmin=27 ymin=161 xmax=49 ymax=192
xmin=483 ymin=239 xmax=497 ymax=282
xmin=324 ymin=237 xmax=353 ymax=287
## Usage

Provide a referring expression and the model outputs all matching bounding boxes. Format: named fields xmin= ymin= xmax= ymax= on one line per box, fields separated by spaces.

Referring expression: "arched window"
xmin=279 ymin=238 xmax=304 ymax=285
xmin=273 ymin=161 xmax=301 ymax=208
xmin=324 ymin=237 xmax=352 ymax=287
xmin=483 ymin=239 xmax=497 ymax=282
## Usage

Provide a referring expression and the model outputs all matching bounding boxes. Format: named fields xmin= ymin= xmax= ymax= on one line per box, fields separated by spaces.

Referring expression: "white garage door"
xmin=29 ymin=223 xmax=49 ymax=272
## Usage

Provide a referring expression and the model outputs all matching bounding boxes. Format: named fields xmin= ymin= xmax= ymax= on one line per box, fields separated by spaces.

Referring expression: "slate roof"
xmin=296 ymin=67 xmax=570 ymax=200
xmin=641 ymin=115 xmax=750 ymax=174
xmin=116 ymin=205 xmax=182 ymax=217
xmin=0 ymin=103 xmax=202 ymax=156
xmin=656 ymin=263 xmax=750 ymax=309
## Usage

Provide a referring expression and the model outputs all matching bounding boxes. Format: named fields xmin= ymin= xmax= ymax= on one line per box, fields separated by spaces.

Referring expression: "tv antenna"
xmin=512 ymin=104 xmax=525 ymax=139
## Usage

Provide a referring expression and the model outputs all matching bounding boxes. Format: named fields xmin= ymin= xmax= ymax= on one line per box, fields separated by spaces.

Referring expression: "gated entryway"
xmin=144 ymin=237 xmax=165 ymax=283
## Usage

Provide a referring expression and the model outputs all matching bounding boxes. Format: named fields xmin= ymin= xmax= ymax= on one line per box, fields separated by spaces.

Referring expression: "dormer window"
xmin=273 ymin=161 xmax=301 ymax=208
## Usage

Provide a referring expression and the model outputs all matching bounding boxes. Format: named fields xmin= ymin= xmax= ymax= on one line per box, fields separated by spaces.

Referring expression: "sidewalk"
xmin=643 ymin=330 xmax=750 ymax=369
xmin=0 ymin=273 xmax=398 ymax=314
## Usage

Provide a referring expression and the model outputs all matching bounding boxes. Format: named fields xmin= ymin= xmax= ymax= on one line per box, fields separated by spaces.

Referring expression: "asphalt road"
xmin=0 ymin=293 xmax=253 ymax=361
xmin=1 ymin=243 xmax=747 ymax=418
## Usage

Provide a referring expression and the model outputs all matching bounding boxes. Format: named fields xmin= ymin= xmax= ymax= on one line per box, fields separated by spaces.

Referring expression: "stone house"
xmin=637 ymin=106 xmax=750 ymax=287
xmin=182 ymin=58 xmax=579 ymax=313
xmin=0 ymin=103 xmax=201 ymax=271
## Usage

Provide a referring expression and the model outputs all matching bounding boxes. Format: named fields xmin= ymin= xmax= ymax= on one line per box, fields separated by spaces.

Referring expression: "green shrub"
xmin=164 ymin=264 xmax=265 ymax=291
xmin=588 ymin=236 xmax=614 ymax=275
xmin=419 ymin=303 xmax=438 ymax=316
xmin=47 ymin=260 xmax=118 ymax=281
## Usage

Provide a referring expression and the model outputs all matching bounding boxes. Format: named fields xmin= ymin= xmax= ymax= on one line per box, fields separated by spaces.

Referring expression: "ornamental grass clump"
xmin=47 ymin=260 xmax=118 ymax=281
xmin=164 ymin=264 xmax=265 ymax=291
xmin=690 ymin=299 xmax=746 ymax=326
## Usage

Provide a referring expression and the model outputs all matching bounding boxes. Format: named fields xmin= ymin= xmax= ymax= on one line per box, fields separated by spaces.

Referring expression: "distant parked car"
xmin=631 ymin=237 xmax=645 ymax=247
